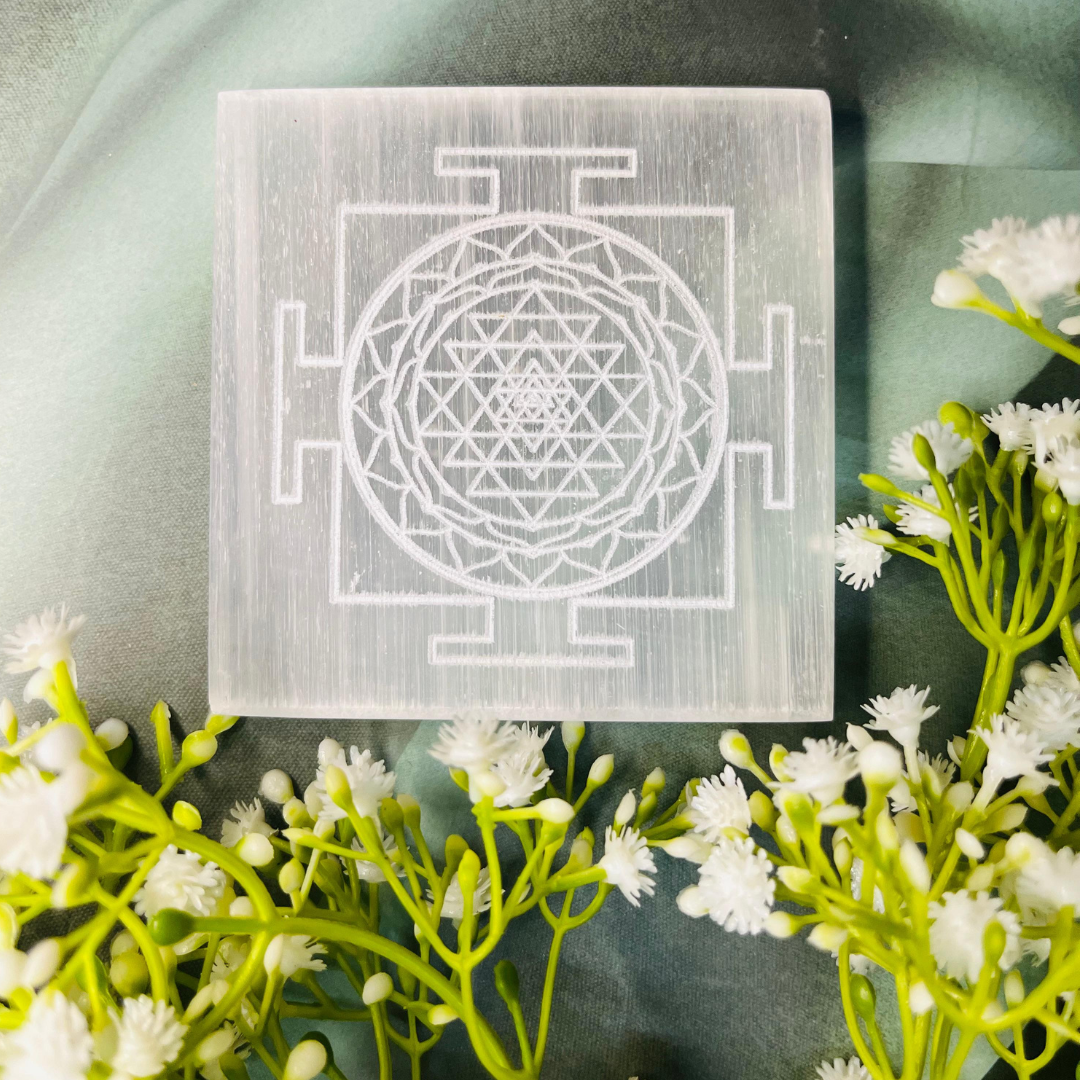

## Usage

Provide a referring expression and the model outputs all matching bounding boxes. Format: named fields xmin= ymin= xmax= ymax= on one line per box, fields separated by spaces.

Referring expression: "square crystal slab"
xmin=210 ymin=87 xmax=834 ymax=721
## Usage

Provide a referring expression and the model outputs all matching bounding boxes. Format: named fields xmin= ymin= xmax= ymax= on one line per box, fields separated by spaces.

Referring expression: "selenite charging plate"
xmin=210 ymin=87 xmax=834 ymax=721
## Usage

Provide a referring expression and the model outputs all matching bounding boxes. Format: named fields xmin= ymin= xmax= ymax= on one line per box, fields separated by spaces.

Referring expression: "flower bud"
xmin=561 ymin=721 xmax=585 ymax=753
xmin=536 ymin=798 xmax=575 ymax=825
xmin=110 ymin=931 xmax=137 ymax=959
xmin=771 ymin=750 xmax=799 ymax=790
xmin=264 ymin=934 xmax=287 ymax=975
xmin=470 ymin=769 xmax=506 ymax=801
xmin=181 ymin=730 xmax=218 ymax=766
xmin=52 ymin=861 xmax=94 ymax=909
xmin=659 ymin=835 xmax=713 ymax=864
xmin=0 ymin=949 xmax=27 ymax=997
xmin=1059 ymin=315 xmax=1080 ymax=336
xmin=205 ymin=714 xmax=239 ymax=736
xmin=23 ymin=938 xmax=60 ymax=989
xmin=955 ymin=828 xmax=984 ymax=861
xmin=1004 ymin=969 xmax=1025 ymax=1007
xmin=0 ymin=700 xmax=15 ymax=747
xmin=875 ymin=812 xmax=900 ymax=853
xmin=36 ymin=724 xmax=87 ymax=772
xmin=859 ymin=741 xmax=903 ymax=788
xmin=230 ymin=896 xmax=255 ymax=918
xmin=362 ymin=972 xmax=394 ymax=1005
xmin=777 ymin=815 xmax=798 ymax=846
xmin=899 ymin=841 xmax=930 ymax=893
xmin=313 ymin=817 xmax=336 ymax=840
xmin=149 ymin=908 xmax=196 ymax=946
xmin=238 ymin=832 xmax=275 ymax=868
xmin=444 ymin=835 xmax=469 ymax=876
xmin=931 ymin=268 xmax=984 ymax=309
xmin=776 ymin=789 xmax=815 ymax=835
xmin=718 ymin=730 xmax=754 ymax=770
xmin=764 ymin=911 xmax=798 ymax=938
xmin=109 ymin=951 xmax=149 ymax=996
xmin=849 ymin=973 xmax=876 ymax=1021
xmin=184 ymin=981 xmax=222 ymax=1022
xmin=833 ymin=839 xmax=852 ymax=875
xmin=983 ymin=919 xmax=1008 ymax=968
xmin=397 ymin=793 xmax=421 ymax=829
xmin=1004 ymin=832 xmax=1044 ymax=868
xmin=172 ymin=801 xmax=203 ymax=831
xmin=587 ymin=754 xmax=614 ymax=786
xmin=259 ymin=769 xmax=294 ymax=804
xmin=317 ymin=738 xmax=343 ymax=767
xmin=428 ymin=1004 xmax=459 ymax=1026
xmin=945 ymin=781 xmax=973 ymax=813
xmin=456 ymin=849 xmax=481 ymax=898
xmin=967 ymin=864 xmax=994 ymax=891
xmin=563 ymin=832 xmax=594 ymax=872
xmin=282 ymin=797 xmax=313 ymax=829
xmin=748 ymin=790 xmax=777 ymax=831
xmin=1016 ymin=772 xmax=1056 ymax=797
xmin=844 ymin=726 xmax=873 ymax=753
xmin=895 ymin=811 xmax=924 ymax=844
xmin=908 ymin=980 xmax=934 ymax=1016
xmin=818 ymin=804 xmax=860 ymax=826
xmin=676 ymin=884 xmax=710 ymax=918
xmin=197 ymin=1028 xmax=239 ymax=1066
xmin=807 ymin=923 xmax=848 ymax=952
xmin=642 ymin=767 xmax=665 ymax=797
xmin=379 ymin=798 xmax=405 ymax=834
xmin=494 ymin=958 xmax=520 ymax=1005
xmin=94 ymin=718 xmax=129 ymax=752
xmin=985 ymin=804 xmax=1026 ymax=833
xmin=279 ymin=859 xmax=305 ymax=895
xmin=613 ymin=790 xmax=637 ymax=830
xmin=323 ymin=764 xmax=353 ymax=810
xmin=777 ymin=866 xmax=814 ymax=893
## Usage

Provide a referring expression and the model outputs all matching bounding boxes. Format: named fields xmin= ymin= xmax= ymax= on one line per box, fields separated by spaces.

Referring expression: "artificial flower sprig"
xmin=0 ymin=607 xmax=690 ymax=1080
xmin=671 ymin=672 xmax=1080 ymax=1080
xmin=931 ymin=213 xmax=1080 ymax=365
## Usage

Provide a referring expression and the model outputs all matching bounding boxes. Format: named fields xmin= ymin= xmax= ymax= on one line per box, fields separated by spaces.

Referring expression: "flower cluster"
xmin=0 ymin=607 xmax=689 ymax=1080
xmin=680 ymin=673 xmax=1080 ymax=1080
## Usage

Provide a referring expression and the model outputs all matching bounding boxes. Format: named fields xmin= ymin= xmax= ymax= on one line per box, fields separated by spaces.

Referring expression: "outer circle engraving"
xmin=340 ymin=213 xmax=728 ymax=600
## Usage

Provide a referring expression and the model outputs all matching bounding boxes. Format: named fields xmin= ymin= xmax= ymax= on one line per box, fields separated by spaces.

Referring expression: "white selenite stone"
xmin=210 ymin=87 xmax=834 ymax=722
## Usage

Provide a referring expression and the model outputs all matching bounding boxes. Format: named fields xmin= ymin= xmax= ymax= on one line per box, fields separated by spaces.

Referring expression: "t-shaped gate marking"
xmin=270 ymin=145 xmax=799 ymax=668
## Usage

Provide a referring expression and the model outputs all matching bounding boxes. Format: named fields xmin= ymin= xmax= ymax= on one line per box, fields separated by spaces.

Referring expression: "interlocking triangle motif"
xmin=418 ymin=284 xmax=650 ymax=520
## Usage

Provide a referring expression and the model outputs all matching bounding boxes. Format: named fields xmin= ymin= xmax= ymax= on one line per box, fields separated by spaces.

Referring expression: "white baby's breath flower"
xmin=433 ymin=867 xmax=493 ymax=921
xmin=220 ymin=798 xmax=276 ymax=848
xmin=782 ymin=737 xmax=859 ymax=805
xmin=1006 ymin=681 xmax=1080 ymax=751
xmin=350 ymin=826 xmax=401 ymax=883
xmin=1010 ymin=215 xmax=1080 ymax=313
xmin=429 ymin=716 xmax=516 ymax=772
xmin=862 ymin=685 xmax=939 ymax=748
xmin=691 ymin=835 xmax=775 ymax=934
xmin=835 ymin=515 xmax=891 ymax=591
xmin=816 ymin=1057 xmax=871 ymax=1080
xmin=928 ymin=890 xmax=1021 ymax=983
xmin=0 ymin=764 xmax=86 ymax=879
xmin=896 ymin=485 xmax=975 ymax=544
xmin=211 ymin=937 xmax=250 ymax=982
xmin=688 ymin=766 xmax=751 ymax=842
xmin=889 ymin=752 xmax=955 ymax=812
xmin=1028 ymin=400 xmax=1080 ymax=466
xmin=1042 ymin=436 xmax=1080 ymax=504
xmin=1016 ymin=843 xmax=1080 ymax=917
xmin=491 ymin=723 xmax=553 ymax=808
xmin=197 ymin=1022 xmax=248 ymax=1080
xmin=266 ymin=934 xmax=326 ymax=979
xmin=134 ymin=845 xmax=226 ymax=919
xmin=2 ymin=989 xmax=93 ymax=1080
xmin=311 ymin=745 xmax=395 ymax=824
xmin=978 ymin=715 xmax=1053 ymax=795
xmin=110 ymin=995 xmax=187 ymax=1078
xmin=982 ymin=402 xmax=1033 ymax=451
xmin=959 ymin=216 xmax=1028 ymax=276
xmin=888 ymin=420 xmax=972 ymax=481
xmin=2 ymin=605 xmax=86 ymax=676
xmin=1046 ymin=657 xmax=1080 ymax=694
xmin=598 ymin=826 xmax=656 ymax=907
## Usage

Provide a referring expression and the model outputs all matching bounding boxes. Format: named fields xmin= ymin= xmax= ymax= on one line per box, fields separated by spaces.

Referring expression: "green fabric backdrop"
xmin=1 ymin=1 xmax=1079 ymax=1077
